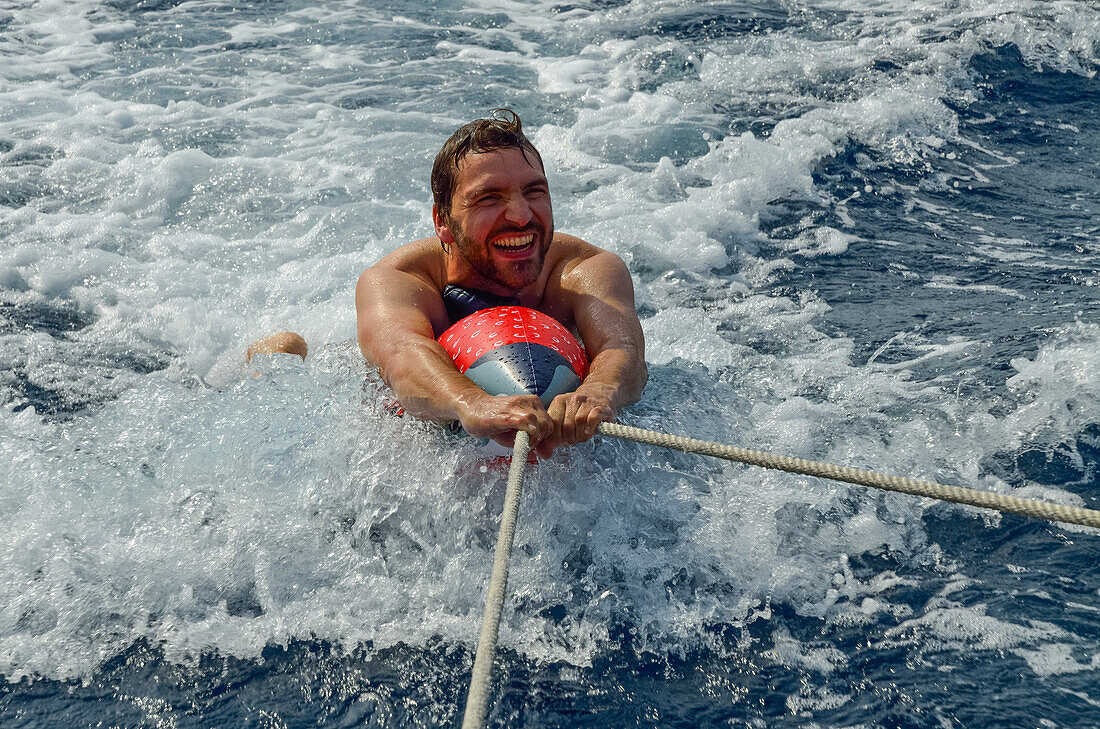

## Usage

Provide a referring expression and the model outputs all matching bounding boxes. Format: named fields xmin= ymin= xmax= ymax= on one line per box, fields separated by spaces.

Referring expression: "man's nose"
xmin=503 ymin=194 xmax=533 ymax=224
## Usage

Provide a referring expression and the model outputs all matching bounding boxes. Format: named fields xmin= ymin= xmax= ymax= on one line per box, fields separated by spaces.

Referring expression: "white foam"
xmin=887 ymin=604 xmax=1058 ymax=650
xmin=537 ymin=58 xmax=607 ymax=94
xmin=225 ymin=21 xmax=301 ymax=45
xmin=642 ymin=307 xmax=750 ymax=368
xmin=1005 ymin=322 xmax=1100 ymax=448
xmin=769 ymin=625 xmax=848 ymax=674
xmin=1017 ymin=643 xmax=1100 ymax=677
xmin=924 ymin=277 xmax=1028 ymax=300
xmin=782 ymin=227 xmax=858 ymax=258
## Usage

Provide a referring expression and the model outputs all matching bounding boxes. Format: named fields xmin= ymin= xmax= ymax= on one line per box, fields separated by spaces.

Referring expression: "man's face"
xmin=435 ymin=147 xmax=554 ymax=292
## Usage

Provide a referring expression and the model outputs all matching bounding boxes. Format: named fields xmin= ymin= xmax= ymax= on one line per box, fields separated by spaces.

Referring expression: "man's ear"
xmin=432 ymin=205 xmax=454 ymax=246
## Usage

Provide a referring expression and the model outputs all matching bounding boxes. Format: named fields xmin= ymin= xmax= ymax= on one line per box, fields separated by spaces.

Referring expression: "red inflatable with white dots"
xmin=437 ymin=306 xmax=589 ymax=404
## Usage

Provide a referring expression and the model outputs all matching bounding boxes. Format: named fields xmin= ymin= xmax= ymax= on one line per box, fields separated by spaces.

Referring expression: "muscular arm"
xmin=355 ymin=265 xmax=553 ymax=444
xmin=541 ymin=250 xmax=647 ymax=454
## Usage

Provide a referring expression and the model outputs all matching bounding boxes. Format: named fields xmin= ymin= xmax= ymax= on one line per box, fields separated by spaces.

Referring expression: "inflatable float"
xmin=437 ymin=305 xmax=588 ymax=404
xmin=436 ymin=305 xmax=589 ymax=460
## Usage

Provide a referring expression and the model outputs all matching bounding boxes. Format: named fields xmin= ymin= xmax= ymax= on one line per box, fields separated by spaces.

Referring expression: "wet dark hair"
xmin=431 ymin=108 xmax=545 ymax=216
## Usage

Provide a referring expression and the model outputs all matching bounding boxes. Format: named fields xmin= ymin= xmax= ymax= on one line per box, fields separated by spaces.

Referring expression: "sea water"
xmin=1 ymin=0 xmax=1098 ymax=726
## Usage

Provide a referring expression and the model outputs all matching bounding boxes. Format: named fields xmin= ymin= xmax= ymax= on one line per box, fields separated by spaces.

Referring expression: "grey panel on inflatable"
xmin=463 ymin=341 xmax=582 ymax=406
xmin=463 ymin=361 xmax=581 ymax=406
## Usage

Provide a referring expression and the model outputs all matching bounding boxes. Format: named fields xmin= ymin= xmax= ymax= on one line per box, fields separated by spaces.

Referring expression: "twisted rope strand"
xmin=461 ymin=430 xmax=531 ymax=729
xmin=597 ymin=422 xmax=1100 ymax=530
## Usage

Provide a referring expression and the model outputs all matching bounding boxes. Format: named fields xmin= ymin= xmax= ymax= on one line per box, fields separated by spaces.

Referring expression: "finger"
xmin=514 ymin=410 xmax=538 ymax=435
xmin=583 ymin=404 xmax=613 ymax=440
xmin=546 ymin=394 xmax=567 ymax=422
xmin=575 ymin=400 xmax=604 ymax=442
xmin=515 ymin=395 xmax=552 ymax=443
xmin=534 ymin=406 xmax=555 ymax=443
xmin=572 ymin=402 xmax=596 ymax=442
xmin=556 ymin=397 xmax=572 ymax=444
xmin=546 ymin=395 xmax=566 ymax=443
xmin=561 ymin=395 xmax=582 ymax=444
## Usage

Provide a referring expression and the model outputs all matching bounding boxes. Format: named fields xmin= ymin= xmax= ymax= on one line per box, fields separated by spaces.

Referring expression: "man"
xmin=256 ymin=109 xmax=646 ymax=458
xmin=356 ymin=109 xmax=646 ymax=458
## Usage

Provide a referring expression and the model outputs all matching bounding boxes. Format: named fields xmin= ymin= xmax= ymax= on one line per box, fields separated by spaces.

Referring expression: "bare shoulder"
xmin=366 ymin=237 xmax=445 ymax=284
xmin=551 ymin=232 xmax=605 ymax=264
xmin=539 ymin=233 xmax=635 ymax=332
xmin=547 ymin=233 xmax=642 ymax=376
xmin=355 ymin=237 xmax=448 ymax=337
xmin=356 ymin=237 xmax=446 ymax=306
xmin=551 ymin=233 xmax=632 ymax=292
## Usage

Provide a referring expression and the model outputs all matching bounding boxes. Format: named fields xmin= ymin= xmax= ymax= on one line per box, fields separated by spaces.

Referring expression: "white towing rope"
xmin=597 ymin=422 xmax=1100 ymax=530
xmin=460 ymin=421 xmax=1100 ymax=729
xmin=461 ymin=430 xmax=531 ymax=729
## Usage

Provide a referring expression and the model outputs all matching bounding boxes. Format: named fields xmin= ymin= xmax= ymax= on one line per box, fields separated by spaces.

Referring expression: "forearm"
xmin=369 ymin=337 xmax=483 ymax=423
xmin=576 ymin=344 xmax=647 ymax=414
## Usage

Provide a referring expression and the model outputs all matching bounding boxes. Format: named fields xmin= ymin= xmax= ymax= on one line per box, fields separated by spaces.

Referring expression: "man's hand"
xmin=536 ymin=386 xmax=616 ymax=458
xmin=456 ymin=390 xmax=555 ymax=449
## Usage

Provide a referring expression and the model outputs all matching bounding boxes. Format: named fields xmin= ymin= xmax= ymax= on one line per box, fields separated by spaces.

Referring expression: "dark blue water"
xmin=2 ymin=1 xmax=1099 ymax=727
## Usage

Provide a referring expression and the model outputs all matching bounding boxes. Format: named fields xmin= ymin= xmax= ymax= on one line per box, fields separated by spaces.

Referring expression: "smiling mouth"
xmin=492 ymin=233 xmax=535 ymax=252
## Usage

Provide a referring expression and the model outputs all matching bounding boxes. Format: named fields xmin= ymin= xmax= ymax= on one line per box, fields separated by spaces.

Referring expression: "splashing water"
xmin=1 ymin=0 xmax=1098 ymax=726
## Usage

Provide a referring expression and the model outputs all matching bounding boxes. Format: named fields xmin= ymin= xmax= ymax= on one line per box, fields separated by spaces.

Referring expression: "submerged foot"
xmin=246 ymin=331 xmax=308 ymax=362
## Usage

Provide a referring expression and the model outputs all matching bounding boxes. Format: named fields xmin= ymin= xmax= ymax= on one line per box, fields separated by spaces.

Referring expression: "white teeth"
xmin=495 ymin=234 xmax=533 ymax=248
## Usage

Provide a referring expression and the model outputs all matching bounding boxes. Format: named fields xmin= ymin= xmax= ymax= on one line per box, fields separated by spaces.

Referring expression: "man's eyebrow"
xmin=463 ymin=184 xmax=500 ymax=201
